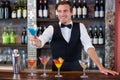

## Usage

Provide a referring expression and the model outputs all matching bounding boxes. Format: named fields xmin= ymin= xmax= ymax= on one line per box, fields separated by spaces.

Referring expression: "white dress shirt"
xmin=39 ymin=21 xmax=94 ymax=52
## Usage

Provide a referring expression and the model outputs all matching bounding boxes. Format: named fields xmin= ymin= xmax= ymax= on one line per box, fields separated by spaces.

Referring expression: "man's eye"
xmin=64 ymin=10 xmax=68 ymax=12
xmin=58 ymin=11 xmax=61 ymax=13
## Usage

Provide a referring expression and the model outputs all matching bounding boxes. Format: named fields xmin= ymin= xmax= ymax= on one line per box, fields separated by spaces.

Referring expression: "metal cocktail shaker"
xmin=12 ymin=49 xmax=20 ymax=74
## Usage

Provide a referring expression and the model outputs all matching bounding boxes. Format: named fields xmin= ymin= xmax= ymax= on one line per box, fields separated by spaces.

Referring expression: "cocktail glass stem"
xmin=55 ymin=68 xmax=62 ymax=77
xmin=31 ymin=67 xmax=34 ymax=76
xmin=83 ymin=68 xmax=86 ymax=76
xmin=43 ymin=64 xmax=46 ymax=76
xmin=58 ymin=68 xmax=60 ymax=76
xmin=81 ymin=68 xmax=88 ymax=78
xmin=41 ymin=64 xmax=48 ymax=77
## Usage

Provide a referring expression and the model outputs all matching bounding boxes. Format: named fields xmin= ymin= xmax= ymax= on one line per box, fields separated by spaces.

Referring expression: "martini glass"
xmin=53 ymin=57 xmax=64 ymax=77
xmin=28 ymin=27 xmax=38 ymax=36
xmin=79 ymin=60 xmax=88 ymax=78
xmin=39 ymin=56 xmax=50 ymax=77
xmin=27 ymin=58 xmax=36 ymax=77
xmin=28 ymin=24 xmax=38 ymax=36
xmin=28 ymin=25 xmax=38 ymax=48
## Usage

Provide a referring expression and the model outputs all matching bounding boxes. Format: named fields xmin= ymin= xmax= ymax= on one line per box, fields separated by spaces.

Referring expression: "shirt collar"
xmin=59 ymin=21 xmax=73 ymax=27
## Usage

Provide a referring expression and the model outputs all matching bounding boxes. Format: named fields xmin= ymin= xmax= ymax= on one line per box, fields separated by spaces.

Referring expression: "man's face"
xmin=57 ymin=4 xmax=72 ymax=24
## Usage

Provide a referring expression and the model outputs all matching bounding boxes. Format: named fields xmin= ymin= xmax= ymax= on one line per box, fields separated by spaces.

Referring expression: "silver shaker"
xmin=12 ymin=49 xmax=20 ymax=74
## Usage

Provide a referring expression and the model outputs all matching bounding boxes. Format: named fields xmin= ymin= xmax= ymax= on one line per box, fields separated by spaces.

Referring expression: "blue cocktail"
xmin=28 ymin=24 xmax=38 ymax=36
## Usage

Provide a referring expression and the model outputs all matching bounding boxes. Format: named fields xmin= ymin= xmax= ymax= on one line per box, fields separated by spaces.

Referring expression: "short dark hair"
xmin=55 ymin=1 xmax=73 ymax=12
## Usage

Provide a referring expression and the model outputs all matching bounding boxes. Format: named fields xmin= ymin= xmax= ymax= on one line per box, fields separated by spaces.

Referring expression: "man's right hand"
xmin=30 ymin=35 xmax=42 ymax=48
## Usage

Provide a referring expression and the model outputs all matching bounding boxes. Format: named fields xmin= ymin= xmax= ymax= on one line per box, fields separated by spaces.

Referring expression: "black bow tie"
xmin=61 ymin=23 xmax=72 ymax=29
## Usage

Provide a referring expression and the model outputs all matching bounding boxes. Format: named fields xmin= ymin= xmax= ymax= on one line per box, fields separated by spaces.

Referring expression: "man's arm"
xmin=30 ymin=25 xmax=54 ymax=48
xmin=87 ymin=47 xmax=119 ymax=75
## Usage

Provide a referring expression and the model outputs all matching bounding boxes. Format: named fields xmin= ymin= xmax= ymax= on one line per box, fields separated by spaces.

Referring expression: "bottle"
xmin=22 ymin=0 xmax=27 ymax=18
xmin=99 ymin=0 xmax=104 ymax=18
xmin=21 ymin=27 xmax=27 ymax=44
xmin=43 ymin=0 xmax=48 ymax=18
xmin=38 ymin=0 xmax=43 ymax=18
xmin=11 ymin=1 xmax=17 ymax=18
xmin=87 ymin=56 xmax=91 ymax=69
xmin=88 ymin=26 xmax=93 ymax=43
xmin=2 ymin=27 xmax=10 ymax=44
xmin=55 ymin=0 xmax=59 ymax=18
xmin=43 ymin=26 xmax=47 ymax=31
xmin=94 ymin=0 xmax=99 ymax=18
xmin=17 ymin=0 xmax=22 ymax=18
xmin=99 ymin=57 xmax=103 ymax=64
xmin=37 ymin=26 xmax=42 ymax=36
xmin=77 ymin=0 xmax=82 ymax=19
xmin=10 ymin=27 xmax=16 ymax=44
xmin=72 ymin=0 xmax=77 ymax=19
xmin=81 ymin=0 xmax=88 ymax=18
xmin=20 ymin=50 xmax=27 ymax=70
xmin=93 ymin=26 xmax=98 ymax=44
xmin=4 ymin=1 xmax=9 ymax=19
xmin=0 ymin=1 xmax=4 ymax=19
xmin=98 ymin=26 xmax=104 ymax=44
xmin=92 ymin=61 xmax=97 ymax=69
xmin=25 ymin=27 xmax=28 ymax=44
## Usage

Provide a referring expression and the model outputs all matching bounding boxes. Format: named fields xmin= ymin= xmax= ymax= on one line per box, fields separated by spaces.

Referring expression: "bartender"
xmin=30 ymin=1 xmax=119 ymax=75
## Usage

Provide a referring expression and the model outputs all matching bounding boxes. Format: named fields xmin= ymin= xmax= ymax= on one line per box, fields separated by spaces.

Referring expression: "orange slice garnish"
xmin=58 ymin=57 xmax=64 ymax=63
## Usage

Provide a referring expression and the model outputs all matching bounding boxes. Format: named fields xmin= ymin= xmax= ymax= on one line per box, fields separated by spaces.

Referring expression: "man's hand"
xmin=30 ymin=35 xmax=42 ymax=48
xmin=99 ymin=67 xmax=119 ymax=76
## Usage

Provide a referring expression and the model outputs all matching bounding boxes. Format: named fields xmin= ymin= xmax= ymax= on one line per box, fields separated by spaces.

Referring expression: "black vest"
xmin=50 ymin=22 xmax=83 ymax=71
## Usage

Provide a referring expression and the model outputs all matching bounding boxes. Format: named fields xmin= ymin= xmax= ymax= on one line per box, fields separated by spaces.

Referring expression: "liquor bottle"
xmin=93 ymin=26 xmax=98 ymax=45
xmin=38 ymin=0 xmax=43 ymax=18
xmin=99 ymin=57 xmax=103 ymax=65
xmin=87 ymin=56 xmax=91 ymax=69
xmin=81 ymin=0 xmax=88 ymax=18
xmin=2 ymin=27 xmax=10 ymax=44
xmin=88 ymin=26 xmax=93 ymax=43
xmin=17 ymin=0 xmax=22 ymax=18
xmin=21 ymin=27 xmax=27 ymax=44
xmin=37 ymin=26 xmax=42 ymax=36
xmin=72 ymin=0 xmax=77 ymax=19
xmin=55 ymin=0 xmax=59 ymax=18
xmin=43 ymin=26 xmax=47 ymax=31
xmin=77 ymin=0 xmax=82 ymax=18
xmin=98 ymin=26 xmax=104 ymax=44
xmin=10 ymin=27 xmax=16 ymax=44
xmin=99 ymin=0 xmax=104 ymax=18
xmin=4 ymin=1 xmax=10 ymax=19
xmin=11 ymin=1 xmax=17 ymax=18
xmin=94 ymin=0 xmax=99 ymax=18
xmin=43 ymin=0 xmax=48 ymax=18
xmin=25 ymin=27 xmax=28 ymax=44
xmin=92 ymin=61 xmax=97 ymax=69
xmin=22 ymin=0 xmax=27 ymax=18
xmin=0 ymin=1 xmax=4 ymax=19
xmin=8 ymin=1 xmax=11 ymax=18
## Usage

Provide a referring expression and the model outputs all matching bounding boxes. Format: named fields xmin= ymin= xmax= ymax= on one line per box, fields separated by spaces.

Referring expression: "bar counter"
xmin=0 ymin=70 xmax=120 ymax=80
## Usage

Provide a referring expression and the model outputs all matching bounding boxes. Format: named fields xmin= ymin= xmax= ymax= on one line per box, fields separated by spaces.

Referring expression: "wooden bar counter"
xmin=0 ymin=70 xmax=120 ymax=80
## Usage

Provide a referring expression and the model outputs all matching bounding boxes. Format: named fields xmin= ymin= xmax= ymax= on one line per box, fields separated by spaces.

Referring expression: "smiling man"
xmin=30 ymin=1 xmax=119 ymax=75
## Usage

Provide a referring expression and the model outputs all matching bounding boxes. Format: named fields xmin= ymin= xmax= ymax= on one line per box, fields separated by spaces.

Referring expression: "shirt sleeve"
xmin=38 ymin=25 xmax=53 ymax=48
xmin=79 ymin=23 xmax=95 ymax=52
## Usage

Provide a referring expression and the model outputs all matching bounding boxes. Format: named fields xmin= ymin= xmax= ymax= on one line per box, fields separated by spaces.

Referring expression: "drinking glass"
xmin=53 ymin=57 xmax=64 ymax=77
xmin=28 ymin=26 xmax=38 ymax=48
xmin=27 ymin=58 xmax=36 ymax=77
xmin=79 ymin=60 xmax=88 ymax=78
xmin=28 ymin=24 xmax=38 ymax=36
xmin=39 ymin=56 xmax=50 ymax=77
